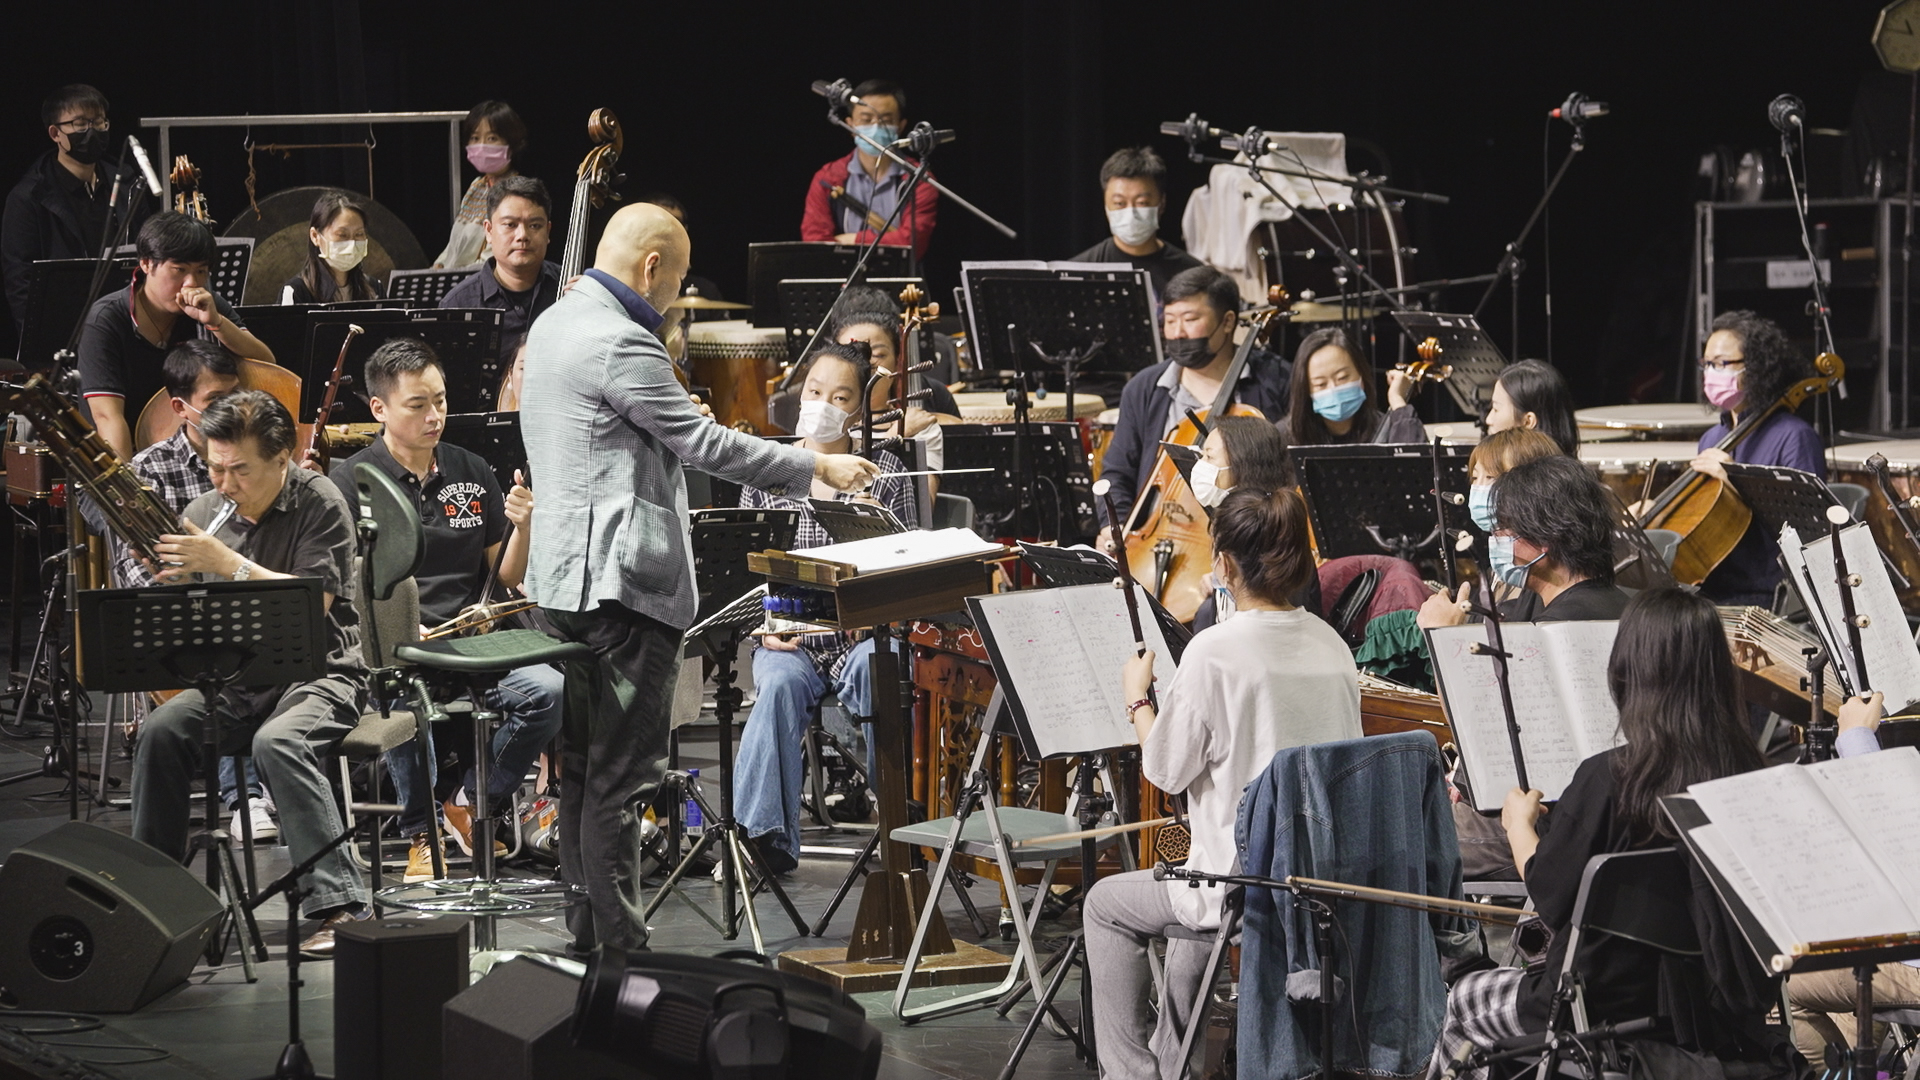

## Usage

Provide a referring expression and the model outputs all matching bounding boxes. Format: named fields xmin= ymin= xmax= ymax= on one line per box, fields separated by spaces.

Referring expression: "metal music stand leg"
xmin=810 ymin=828 xmax=880 ymax=936
xmin=185 ymin=706 xmax=265 ymax=981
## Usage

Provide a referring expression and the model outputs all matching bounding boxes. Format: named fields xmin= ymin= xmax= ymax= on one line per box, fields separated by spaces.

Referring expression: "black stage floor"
xmin=0 ymin=716 xmax=1095 ymax=1080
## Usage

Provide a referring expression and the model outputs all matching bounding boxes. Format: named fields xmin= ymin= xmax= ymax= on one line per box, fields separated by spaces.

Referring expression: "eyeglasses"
xmin=1699 ymin=359 xmax=1746 ymax=372
xmin=55 ymin=117 xmax=109 ymax=133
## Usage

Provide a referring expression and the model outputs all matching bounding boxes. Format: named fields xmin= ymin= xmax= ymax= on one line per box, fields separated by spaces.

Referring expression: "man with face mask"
xmin=2 ymin=84 xmax=150 ymax=331
xmin=1068 ymin=146 xmax=1203 ymax=302
xmin=799 ymin=78 xmax=938 ymax=261
xmin=1096 ymin=265 xmax=1291 ymax=539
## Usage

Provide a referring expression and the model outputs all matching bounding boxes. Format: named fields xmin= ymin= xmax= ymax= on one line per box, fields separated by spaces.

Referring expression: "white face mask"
xmin=1190 ymin=459 xmax=1227 ymax=508
xmin=795 ymin=398 xmax=852 ymax=442
xmin=322 ymin=238 xmax=368 ymax=273
xmin=1106 ymin=205 xmax=1159 ymax=247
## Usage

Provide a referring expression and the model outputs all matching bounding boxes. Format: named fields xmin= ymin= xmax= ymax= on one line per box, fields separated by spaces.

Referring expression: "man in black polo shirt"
xmin=439 ymin=175 xmax=562 ymax=349
xmin=1068 ymin=146 xmax=1205 ymax=301
xmin=330 ymin=338 xmax=561 ymax=882
xmin=78 ymin=212 xmax=275 ymax=460
xmin=137 ymin=390 xmax=368 ymax=957
xmin=2 ymin=84 xmax=151 ymax=330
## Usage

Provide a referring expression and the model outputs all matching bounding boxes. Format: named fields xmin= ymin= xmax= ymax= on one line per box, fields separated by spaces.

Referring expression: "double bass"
xmin=1635 ymin=351 xmax=1845 ymax=585
xmin=133 ymin=156 xmax=305 ymax=452
xmin=1119 ymin=286 xmax=1286 ymax=621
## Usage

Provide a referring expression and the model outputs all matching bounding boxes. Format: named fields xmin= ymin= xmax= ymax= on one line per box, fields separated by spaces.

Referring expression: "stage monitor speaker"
xmin=441 ymin=957 xmax=649 ymax=1080
xmin=334 ymin=915 xmax=470 ymax=1080
xmin=0 ymin=821 xmax=222 ymax=1013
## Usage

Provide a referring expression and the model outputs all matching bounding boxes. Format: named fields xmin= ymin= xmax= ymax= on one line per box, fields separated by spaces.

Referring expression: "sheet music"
xmin=1688 ymin=822 xmax=1794 ymax=956
xmin=1798 ymin=523 xmax=1920 ymax=708
xmin=1690 ymin=763 xmax=1920 ymax=944
xmin=1808 ymin=747 xmax=1920 ymax=904
xmin=1542 ymin=621 xmax=1625 ymax=760
xmin=797 ymin=528 xmax=1003 ymax=574
xmin=1428 ymin=622 xmax=1611 ymax=809
xmin=971 ymin=583 xmax=1176 ymax=759
xmin=1781 ymin=523 xmax=1860 ymax=693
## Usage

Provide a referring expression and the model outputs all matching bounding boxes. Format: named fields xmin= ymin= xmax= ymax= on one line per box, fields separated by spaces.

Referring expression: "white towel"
xmin=1182 ymin=132 xmax=1351 ymax=303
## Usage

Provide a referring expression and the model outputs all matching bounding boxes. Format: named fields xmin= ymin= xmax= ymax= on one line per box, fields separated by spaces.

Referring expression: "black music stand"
xmin=298 ymin=310 xmax=411 ymax=422
xmin=300 ymin=309 xmax=505 ymax=422
xmin=776 ymin=277 xmax=923 ymax=360
xmin=439 ymin=412 xmax=524 ymax=494
xmin=1293 ymin=444 xmax=1473 ymax=570
xmin=1725 ymin=463 xmax=1911 ymax=591
xmin=746 ymin=241 xmax=913 ymax=328
xmin=411 ymin=307 xmax=507 ymax=411
xmin=808 ymin=498 xmax=907 ymax=543
xmin=15 ymin=258 xmax=131 ymax=367
xmin=941 ymin=422 xmax=1098 ymax=542
xmin=1389 ymin=311 xmax=1509 ymax=418
xmin=963 ymin=267 xmax=1161 ymax=409
xmin=233 ymin=305 xmax=319 ymax=377
xmin=384 ymin=267 xmax=474 ymax=307
xmin=76 ymin=577 xmax=328 ymax=979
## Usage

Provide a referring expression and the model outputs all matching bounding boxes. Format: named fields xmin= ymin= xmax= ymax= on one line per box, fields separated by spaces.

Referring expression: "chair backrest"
xmin=932 ymin=492 xmax=974 ymax=531
xmin=1643 ymin=528 xmax=1682 ymax=569
xmin=1829 ymin=482 xmax=1870 ymax=522
xmin=352 ymin=462 xmax=425 ymax=600
xmin=350 ymin=556 xmax=420 ymax=669
xmin=1569 ymin=847 xmax=1700 ymax=957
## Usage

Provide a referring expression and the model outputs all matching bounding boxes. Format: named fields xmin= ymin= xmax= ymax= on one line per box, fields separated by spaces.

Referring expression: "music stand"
xmin=1016 ymin=543 xmax=1195 ymax=657
xmin=233 ymin=305 xmax=319 ymax=377
xmin=1389 ymin=311 xmax=1509 ymax=418
xmin=385 ymin=267 xmax=474 ymax=307
xmin=962 ymin=267 xmax=1161 ymax=409
xmin=439 ymin=412 xmax=524 ymax=495
xmin=411 ymin=307 xmax=506 ymax=412
xmin=15 ymin=258 xmax=131 ymax=367
xmin=298 ymin=309 xmax=411 ymax=421
xmin=1725 ymin=462 xmax=1910 ymax=591
xmin=808 ymin=498 xmax=907 ymax=543
xmin=777 ymin=277 xmax=923 ymax=360
xmin=941 ymin=422 xmax=1098 ymax=542
xmin=76 ymin=577 xmax=328 ymax=978
xmin=689 ymin=508 xmax=800 ymax=627
xmin=747 ymin=241 xmax=912 ymax=328
xmin=209 ymin=238 xmax=254 ymax=303
xmin=1293 ymin=444 xmax=1473 ymax=568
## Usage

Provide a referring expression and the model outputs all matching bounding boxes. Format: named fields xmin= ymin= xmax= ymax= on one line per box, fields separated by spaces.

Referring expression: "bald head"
xmin=594 ymin=202 xmax=689 ymax=313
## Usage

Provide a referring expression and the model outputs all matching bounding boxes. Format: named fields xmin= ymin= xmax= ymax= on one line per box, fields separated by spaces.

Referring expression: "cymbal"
xmin=669 ymin=295 xmax=750 ymax=311
xmin=1289 ymin=300 xmax=1384 ymax=323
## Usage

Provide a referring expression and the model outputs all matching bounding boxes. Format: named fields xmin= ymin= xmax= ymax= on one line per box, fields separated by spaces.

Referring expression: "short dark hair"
xmin=1285 ymin=327 xmax=1379 ymax=446
xmin=486 ymin=175 xmax=552 ymax=220
xmin=1494 ymin=360 xmax=1578 ymax=455
xmin=162 ymin=340 xmax=238 ymax=401
xmin=1210 ymin=487 xmax=1315 ymax=605
xmin=1162 ymin=265 xmax=1240 ymax=321
xmin=199 ymin=389 xmax=296 ymax=458
xmin=1212 ymin=415 xmax=1294 ymax=490
xmin=1492 ymin=455 xmax=1616 ymax=584
xmin=41 ymin=84 xmax=107 ymax=128
xmin=1708 ymin=310 xmax=1806 ymax=413
xmin=1098 ymin=146 xmax=1166 ymax=192
xmin=136 ymin=211 xmax=215 ymax=267
xmin=364 ymin=337 xmax=442 ymax=402
xmin=798 ymin=340 xmax=875 ymax=396
xmin=850 ymin=79 xmax=906 ymax=116
xmin=462 ymin=100 xmax=527 ymax=154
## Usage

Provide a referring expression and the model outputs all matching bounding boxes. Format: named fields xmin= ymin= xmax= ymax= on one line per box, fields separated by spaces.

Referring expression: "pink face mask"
xmin=1703 ymin=366 xmax=1743 ymax=409
xmin=465 ymin=143 xmax=511 ymax=174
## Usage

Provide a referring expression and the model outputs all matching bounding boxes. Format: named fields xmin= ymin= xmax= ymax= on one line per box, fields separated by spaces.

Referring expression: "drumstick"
xmin=1011 ymin=816 xmax=1174 ymax=848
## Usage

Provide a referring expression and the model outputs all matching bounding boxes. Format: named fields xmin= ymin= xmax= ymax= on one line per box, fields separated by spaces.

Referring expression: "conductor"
xmin=520 ymin=203 xmax=879 ymax=954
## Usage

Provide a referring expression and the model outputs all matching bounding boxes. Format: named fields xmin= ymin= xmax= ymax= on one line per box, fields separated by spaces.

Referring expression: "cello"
xmin=133 ymin=156 xmax=305 ymax=452
xmin=1119 ymin=286 xmax=1286 ymax=621
xmin=1635 ymin=351 xmax=1845 ymax=585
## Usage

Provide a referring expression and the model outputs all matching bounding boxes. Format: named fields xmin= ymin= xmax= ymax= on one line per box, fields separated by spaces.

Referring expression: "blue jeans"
xmin=218 ymin=755 xmax=265 ymax=809
xmin=733 ymin=638 xmax=878 ymax=862
xmin=386 ymin=664 xmax=565 ymax=838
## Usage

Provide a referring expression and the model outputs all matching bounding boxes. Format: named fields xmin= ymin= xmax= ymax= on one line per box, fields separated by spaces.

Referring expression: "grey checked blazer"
xmin=520 ymin=275 xmax=814 ymax=629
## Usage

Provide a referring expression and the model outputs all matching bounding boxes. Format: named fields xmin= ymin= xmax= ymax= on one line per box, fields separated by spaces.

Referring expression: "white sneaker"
xmin=233 ymin=801 xmax=278 ymax=843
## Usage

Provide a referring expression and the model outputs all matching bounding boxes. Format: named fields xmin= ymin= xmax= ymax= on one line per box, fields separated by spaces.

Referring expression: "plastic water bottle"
xmin=683 ymin=769 xmax=703 ymax=835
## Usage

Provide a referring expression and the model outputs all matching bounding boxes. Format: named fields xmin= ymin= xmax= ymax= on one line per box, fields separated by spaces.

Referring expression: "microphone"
xmin=1158 ymin=114 xmax=1223 ymax=146
xmin=1769 ymin=94 xmax=1806 ymax=134
xmin=126 ymin=134 xmax=161 ymax=196
xmin=892 ymin=123 xmax=956 ymax=156
xmin=810 ymin=78 xmax=854 ymax=113
xmin=1221 ymin=127 xmax=1275 ymax=159
xmin=1549 ymin=92 xmax=1609 ymax=123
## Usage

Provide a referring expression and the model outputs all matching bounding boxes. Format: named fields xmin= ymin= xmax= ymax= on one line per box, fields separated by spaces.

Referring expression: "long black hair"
xmin=1284 ymin=327 xmax=1379 ymax=446
xmin=298 ymin=192 xmax=378 ymax=303
xmin=1607 ymin=587 xmax=1765 ymax=842
xmin=1707 ymin=310 xmax=1806 ymax=414
xmin=1495 ymin=360 xmax=1578 ymax=455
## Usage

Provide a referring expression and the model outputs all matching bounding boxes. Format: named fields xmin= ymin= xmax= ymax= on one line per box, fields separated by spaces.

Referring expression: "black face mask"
xmin=64 ymin=128 xmax=108 ymax=166
xmin=1163 ymin=322 xmax=1223 ymax=369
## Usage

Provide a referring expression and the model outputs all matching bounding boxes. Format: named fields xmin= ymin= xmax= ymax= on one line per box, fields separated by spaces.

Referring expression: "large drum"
xmin=1423 ymin=421 xmax=1481 ymax=447
xmin=1575 ymin=403 xmax=1721 ymax=444
xmin=1088 ymin=408 xmax=1119 ymax=479
xmin=951 ymin=392 xmax=1105 ymax=423
xmin=1831 ymin=441 xmax=1920 ymax=606
xmin=1578 ymin=441 xmax=1701 ymax=509
xmin=686 ymin=320 xmax=787 ymax=435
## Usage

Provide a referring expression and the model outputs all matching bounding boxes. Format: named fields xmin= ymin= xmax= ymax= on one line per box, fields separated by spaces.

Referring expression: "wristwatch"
xmin=232 ymin=559 xmax=253 ymax=581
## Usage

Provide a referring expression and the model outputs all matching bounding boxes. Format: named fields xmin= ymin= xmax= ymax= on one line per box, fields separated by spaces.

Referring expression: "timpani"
xmin=1089 ymin=407 xmax=1119 ymax=479
xmin=1830 ymin=441 xmax=1920 ymax=604
xmin=1575 ymin=403 xmax=1722 ymax=443
xmin=1423 ymin=421 xmax=1482 ymax=447
xmin=1578 ymin=441 xmax=1702 ymax=509
xmin=951 ymin=391 xmax=1107 ymax=424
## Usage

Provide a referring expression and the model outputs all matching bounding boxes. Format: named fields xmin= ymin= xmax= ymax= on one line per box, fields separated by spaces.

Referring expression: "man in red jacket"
xmin=799 ymin=79 xmax=936 ymax=261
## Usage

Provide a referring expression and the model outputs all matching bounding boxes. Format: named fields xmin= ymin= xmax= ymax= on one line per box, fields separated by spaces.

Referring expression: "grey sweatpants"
xmin=1084 ymin=868 xmax=1216 ymax=1080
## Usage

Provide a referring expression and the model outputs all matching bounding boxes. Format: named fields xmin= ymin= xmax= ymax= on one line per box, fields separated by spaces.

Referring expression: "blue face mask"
xmin=1468 ymin=484 xmax=1496 ymax=533
xmin=1311 ymin=381 xmax=1367 ymax=423
xmin=853 ymin=123 xmax=898 ymax=154
xmin=1492 ymin=535 xmax=1547 ymax=588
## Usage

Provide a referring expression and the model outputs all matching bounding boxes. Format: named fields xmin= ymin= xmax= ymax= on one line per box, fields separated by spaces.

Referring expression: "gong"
xmin=222 ymin=186 xmax=428 ymax=306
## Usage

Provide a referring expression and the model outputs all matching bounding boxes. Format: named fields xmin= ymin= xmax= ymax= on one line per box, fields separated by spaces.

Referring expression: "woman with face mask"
xmin=1279 ymin=327 xmax=1426 ymax=447
xmin=281 ymin=192 xmax=381 ymax=305
xmin=431 ymin=100 xmax=525 ymax=269
xmin=1460 ymin=429 xmax=1563 ymax=604
xmin=1188 ymin=416 xmax=1311 ymax=629
xmin=1683 ymin=310 xmax=1825 ymax=606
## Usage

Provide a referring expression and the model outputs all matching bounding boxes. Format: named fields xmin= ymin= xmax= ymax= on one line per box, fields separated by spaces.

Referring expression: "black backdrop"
xmin=0 ymin=0 xmax=1894 ymax=412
